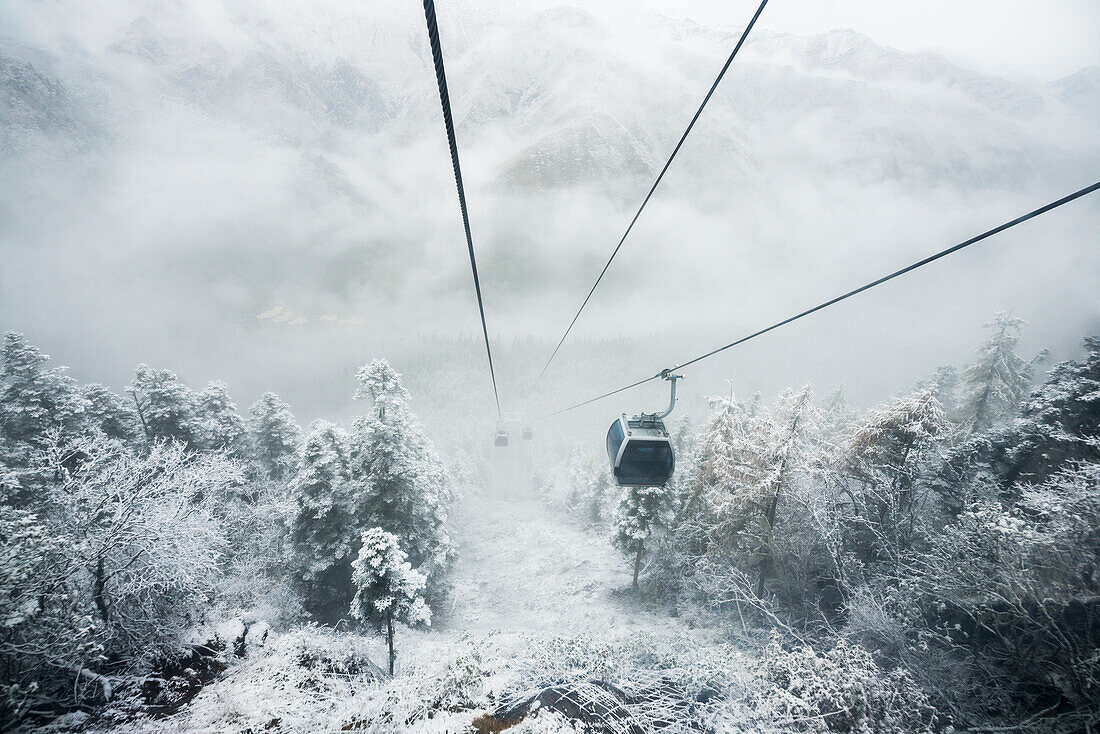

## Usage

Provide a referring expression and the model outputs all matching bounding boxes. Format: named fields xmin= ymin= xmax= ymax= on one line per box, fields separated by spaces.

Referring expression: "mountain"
xmin=1050 ymin=65 xmax=1100 ymax=120
xmin=3 ymin=7 xmax=1093 ymax=187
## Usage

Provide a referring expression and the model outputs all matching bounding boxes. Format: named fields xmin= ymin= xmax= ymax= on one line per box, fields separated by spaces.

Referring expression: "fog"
xmin=1 ymin=0 xmax=1097 ymax=429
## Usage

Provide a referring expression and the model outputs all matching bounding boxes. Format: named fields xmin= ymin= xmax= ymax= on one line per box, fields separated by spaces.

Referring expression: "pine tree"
xmin=128 ymin=365 xmax=200 ymax=447
xmin=247 ymin=392 xmax=302 ymax=478
xmin=613 ymin=484 xmax=671 ymax=590
xmin=82 ymin=384 xmax=141 ymax=443
xmin=348 ymin=361 xmax=454 ymax=595
xmin=288 ymin=421 xmax=356 ymax=619
xmin=350 ymin=527 xmax=430 ymax=675
xmin=0 ymin=332 xmax=90 ymax=448
xmin=958 ymin=314 xmax=1043 ymax=432
xmin=194 ymin=381 xmax=247 ymax=455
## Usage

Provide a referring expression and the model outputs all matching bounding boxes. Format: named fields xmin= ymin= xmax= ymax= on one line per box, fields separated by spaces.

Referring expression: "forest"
xmin=1 ymin=314 xmax=1097 ymax=733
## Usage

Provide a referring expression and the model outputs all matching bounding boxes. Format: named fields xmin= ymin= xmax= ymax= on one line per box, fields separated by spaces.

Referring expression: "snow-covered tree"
xmin=613 ymin=484 xmax=671 ymax=590
xmin=664 ymin=387 xmax=832 ymax=613
xmin=348 ymin=360 xmax=455 ymax=596
xmin=1 ymin=435 xmax=236 ymax=716
xmin=354 ymin=358 xmax=410 ymax=421
xmin=128 ymin=364 xmax=200 ymax=447
xmin=927 ymin=365 xmax=960 ymax=423
xmin=82 ymin=383 xmax=140 ymax=443
xmin=0 ymin=332 xmax=89 ymax=449
xmin=919 ymin=462 xmax=1100 ymax=711
xmin=0 ymin=505 xmax=83 ymax=718
xmin=942 ymin=336 xmax=1100 ymax=498
xmin=841 ymin=389 xmax=945 ymax=574
xmin=750 ymin=387 xmax=818 ymax=597
xmin=194 ymin=381 xmax=247 ymax=455
xmin=984 ymin=336 xmax=1099 ymax=487
xmin=958 ymin=314 xmax=1043 ymax=432
xmin=821 ymin=386 xmax=857 ymax=439
xmin=350 ymin=527 xmax=430 ymax=675
xmin=682 ymin=393 xmax=773 ymax=524
xmin=288 ymin=421 xmax=356 ymax=619
xmin=688 ymin=389 xmax=819 ymax=560
xmin=567 ymin=447 xmax=613 ymax=526
xmin=247 ymin=392 xmax=302 ymax=478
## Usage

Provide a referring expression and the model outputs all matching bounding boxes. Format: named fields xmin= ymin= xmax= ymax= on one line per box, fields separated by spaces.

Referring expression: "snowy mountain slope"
xmin=3 ymin=5 xmax=1092 ymax=188
xmin=0 ymin=52 xmax=103 ymax=161
xmin=1050 ymin=64 xmax=1100 ymax=119
xmin=443 ymin=481 xmax=679 ymax=636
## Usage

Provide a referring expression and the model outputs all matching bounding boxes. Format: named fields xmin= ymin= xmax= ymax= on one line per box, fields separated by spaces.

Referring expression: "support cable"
xmin=423 ymin=0 xmax=502 ymax=418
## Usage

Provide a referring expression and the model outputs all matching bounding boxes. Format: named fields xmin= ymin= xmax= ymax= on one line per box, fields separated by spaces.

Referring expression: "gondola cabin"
xmin=522 ymin=424 xmax=533 ymax=440
xmin=606 ymin=413 xmax=675 ymax=487
xmin=494 ymin=428 xmax=509 ymax=447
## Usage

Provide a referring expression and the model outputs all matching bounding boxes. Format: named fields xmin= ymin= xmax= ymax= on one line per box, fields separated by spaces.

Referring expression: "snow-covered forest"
xmin=2 ymin=0 xmax=1099 ymax=732
xmin=1 ymin=317 xmax=1098 ymax=732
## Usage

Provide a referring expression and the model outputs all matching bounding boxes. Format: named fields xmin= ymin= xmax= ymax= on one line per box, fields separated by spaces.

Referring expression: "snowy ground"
xmin=442 ymin=482 xmax=679 ymax=638
xmin=75 ymin=459 xmax=734 ymax=733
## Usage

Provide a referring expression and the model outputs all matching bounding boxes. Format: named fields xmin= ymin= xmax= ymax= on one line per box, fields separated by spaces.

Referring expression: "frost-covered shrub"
xmin=112 ymin=627 xmax=482 ymax=734
xmin=744 ymin=634 xmax=939 ymax=733
xmin=511 ymin=632 xmax=748 ymax=709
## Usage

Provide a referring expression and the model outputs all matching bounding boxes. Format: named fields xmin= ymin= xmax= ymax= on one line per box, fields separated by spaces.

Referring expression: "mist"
xmin=2 ymin=0 xmax=1097 ymax=431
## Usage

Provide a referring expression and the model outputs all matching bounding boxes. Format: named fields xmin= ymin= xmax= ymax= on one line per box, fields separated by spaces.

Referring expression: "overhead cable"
xmin=422 ymin=0 xmax=503 ymax=418
xmin=543 ymin=180 xmax=1100 ymax=419
xmin=528 ymin=0 xmax=772 ymax=396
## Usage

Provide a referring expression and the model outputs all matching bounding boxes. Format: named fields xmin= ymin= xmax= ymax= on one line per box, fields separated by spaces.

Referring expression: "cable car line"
xmin=527 ymin=0 xmax=772 ymax=397
xmin=542 ymin=179 xmax=1100 ymax=420
xmin=422 ymin=0 xmax=503 ymax=419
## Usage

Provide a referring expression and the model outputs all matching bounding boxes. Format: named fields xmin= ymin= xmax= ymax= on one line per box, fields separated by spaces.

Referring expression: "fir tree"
xmin=194 ymin=381 xmax=247 ymax=455
xmin=128 ymin=365 xmax=200 ymax=447
xmin=958 ymin=314 xmax=1044 ymax=432
xmin=613 ymin=484 xmax=671 ymax=590
xmin=0 ymin=332 xmax=89 ymax=448
xmin=348 ymin=360 xmax=455 ymax=595
xmin=289 ymin=421 xmax=356 ymax=619
xmin=82 ymin=384 xmax=141 ymax=443
xmin=350 ymin=527 xmax=430 ymax=675
xmin=943 ymin=336 xmax=1100 ymax=496
xmin=247 ymin=392 xmax=302 ymax=478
